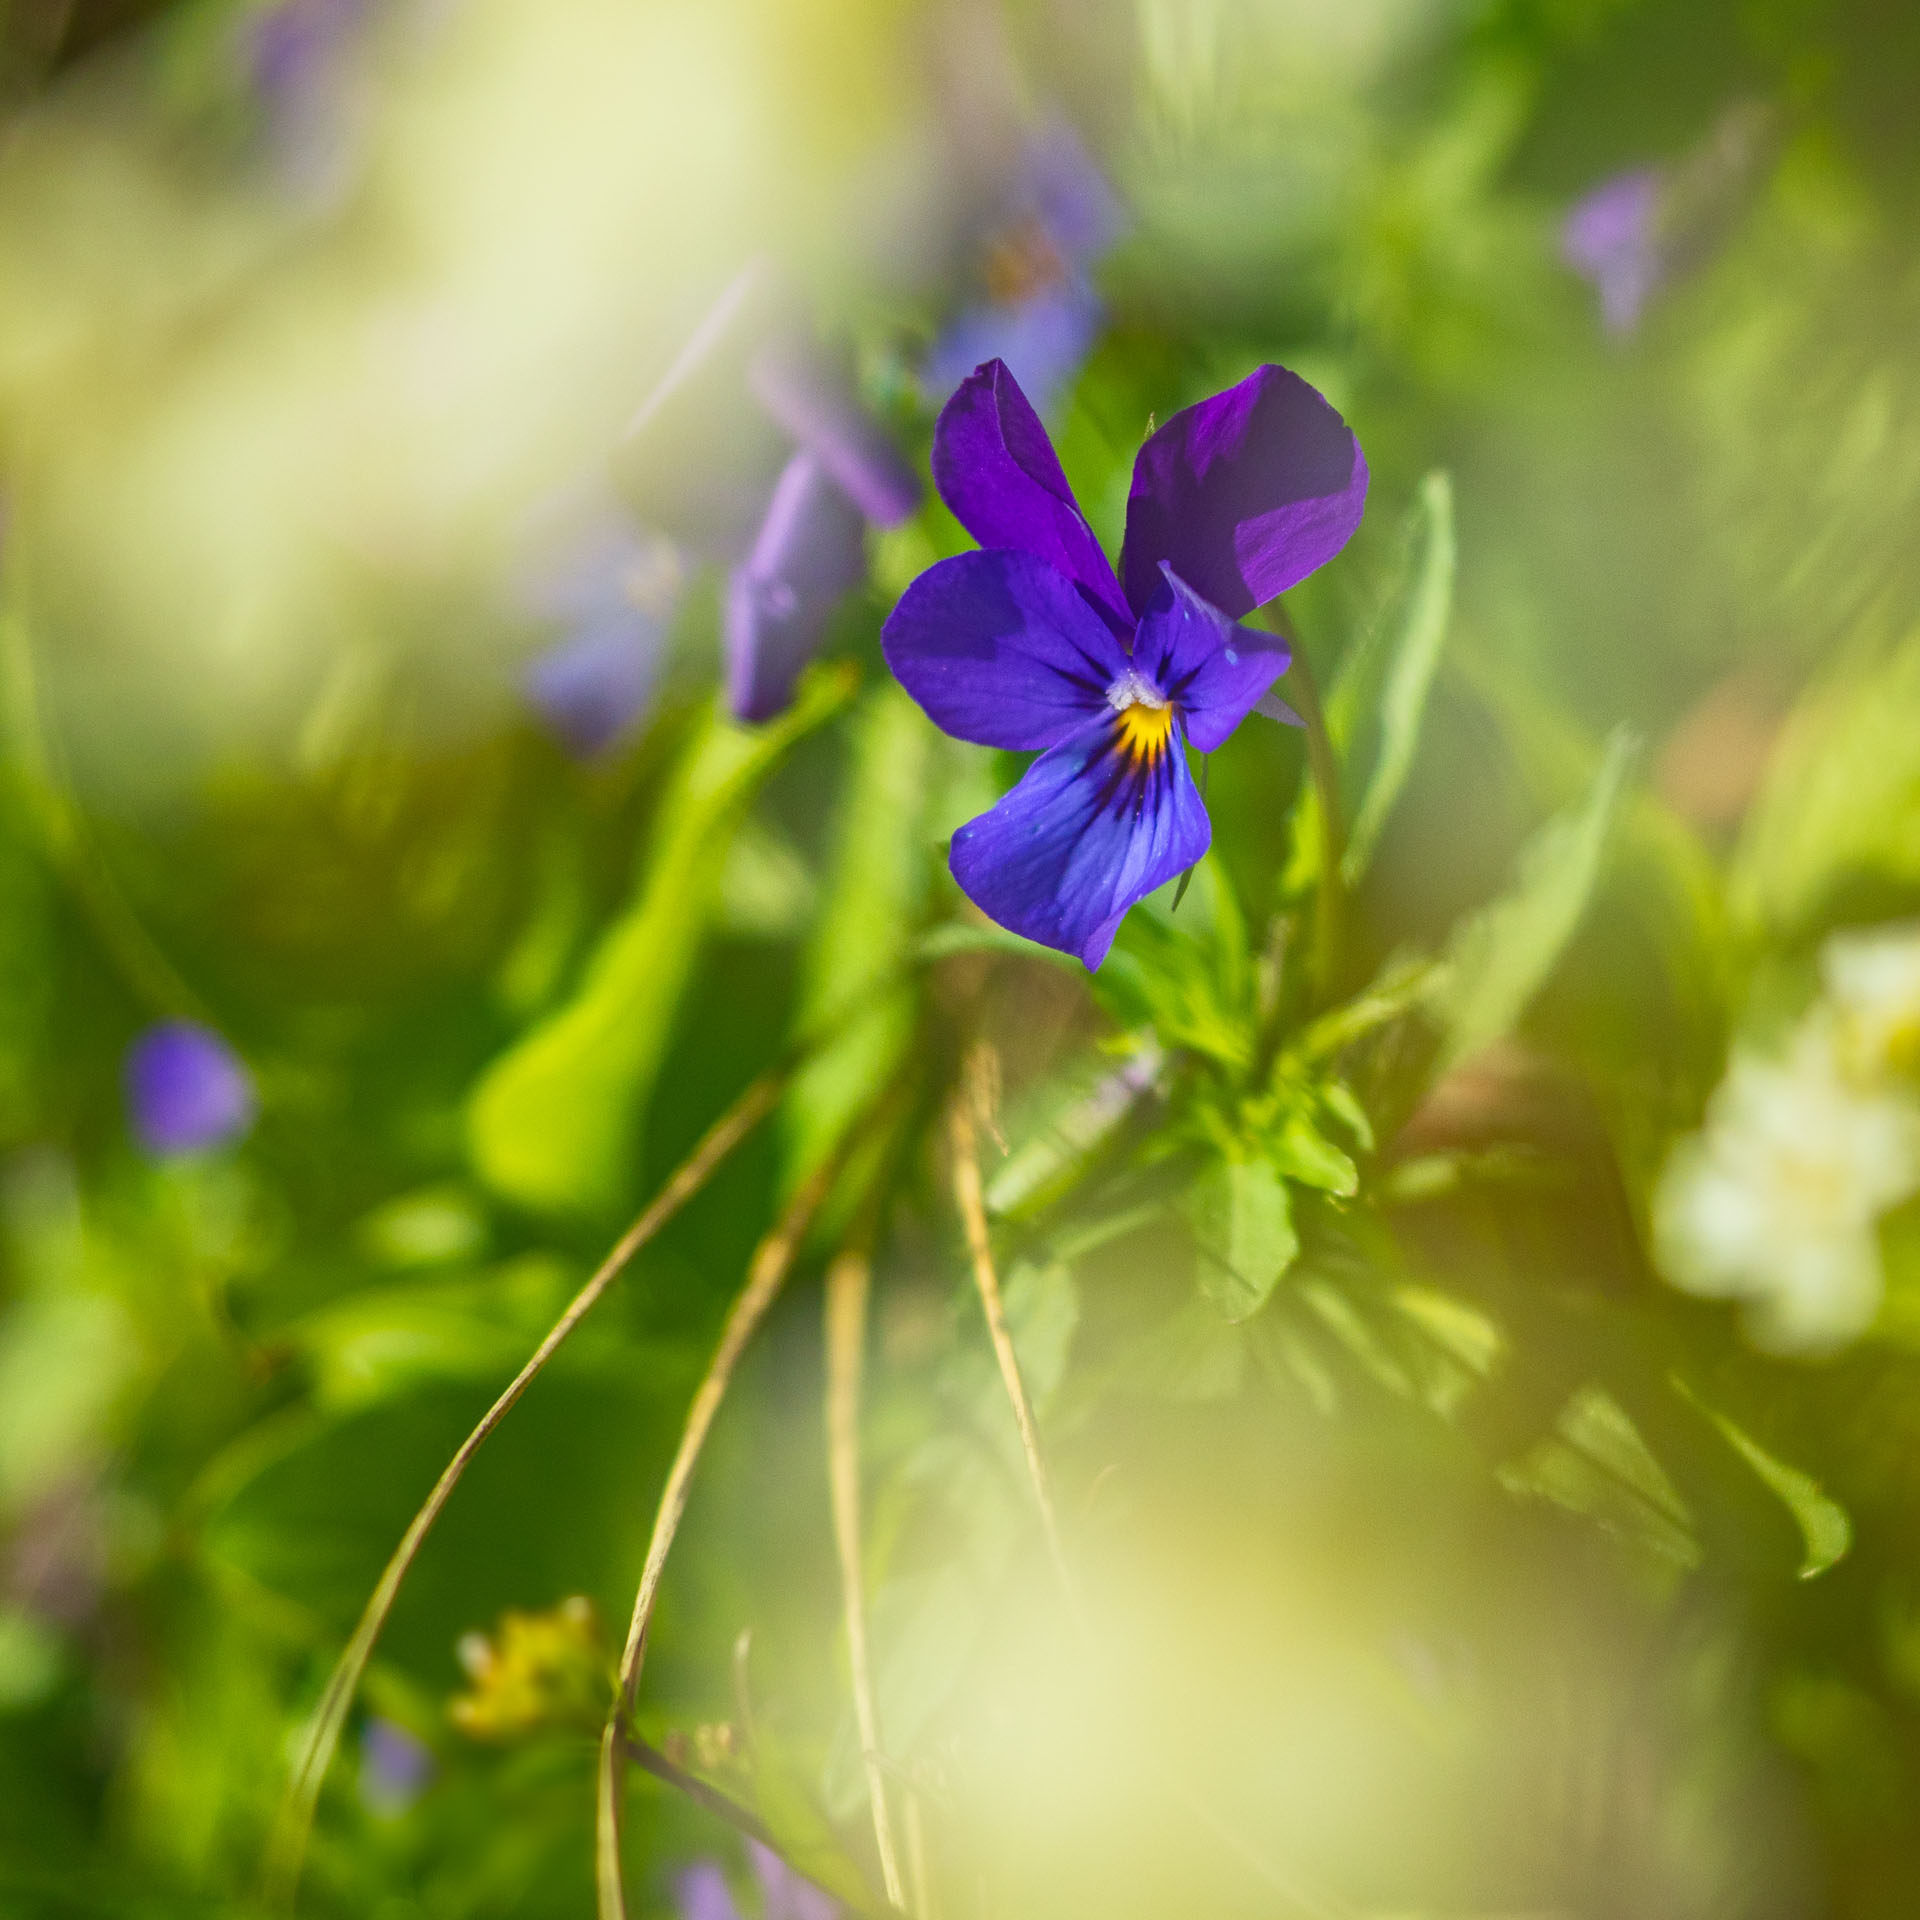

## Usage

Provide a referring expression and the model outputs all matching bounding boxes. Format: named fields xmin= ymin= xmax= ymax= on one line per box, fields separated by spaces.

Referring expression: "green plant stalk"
xmin=263 ymin=1069 xmax=785 ymax=1909
xmin=1283 ymin=642 xmax=1347 ymax=1006
xmin=596 ymin=1127 xmax=858 ymax=1920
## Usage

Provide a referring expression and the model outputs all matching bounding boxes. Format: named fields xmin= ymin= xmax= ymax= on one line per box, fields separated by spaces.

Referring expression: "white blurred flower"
xmin=1655 ymin=1026 xmax=1920 ymax=1355
xmin=1821 ymin=920 xmax=1920 ymax=1081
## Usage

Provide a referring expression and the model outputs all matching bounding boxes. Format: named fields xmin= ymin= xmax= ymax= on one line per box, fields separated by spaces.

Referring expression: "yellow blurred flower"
xmin=448 ymin=1595 xmax=609 ymax=1740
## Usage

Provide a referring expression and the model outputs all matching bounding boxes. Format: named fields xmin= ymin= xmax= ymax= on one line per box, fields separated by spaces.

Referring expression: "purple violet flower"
xmin=926 ymin=121 xmax=1124 ymax=419
xmin=882 ymin=358 xmax=1367 ymax=969
xmin=358 ymin=1715 xmax=434 ymax=1817
xmin=1561 ymin=167 xmax=1665 ymax=336
xmin=518 ymin=506 xmax=679 ymax=757
xmin=675 ymin=1862 xmax=743 ymax=1920
xmin=125 ymin=1021 xmax=256 ymax=1157
xmin=748 ymin=1841 xmax=839 ymax=1920
xmin=615 ymin=268 xmax=921 ymax=725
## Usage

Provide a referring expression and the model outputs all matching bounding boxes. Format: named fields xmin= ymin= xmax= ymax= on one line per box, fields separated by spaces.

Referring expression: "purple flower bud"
xmin=749 ymin=1841 xmax=839 ymax=1920
xmin=124 ymin=1022 xmax=255 ymax=1158
xmin=1561 ymin=167 xmax=1665 ymax=336
xmin=358 ymin=1715 xmax=434 ymax=1817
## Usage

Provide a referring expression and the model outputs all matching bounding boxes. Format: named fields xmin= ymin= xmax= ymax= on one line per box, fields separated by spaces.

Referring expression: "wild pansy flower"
xmin=673 ymin=1846 xmax=837 ymax=1920
xmin=925 ymin=120 xmax=1125 ymax=419
xmin=615 ymin=268 xmax=921 ymax=724
xmin=1561 ymin=168 xmax=1664 ymax=336
xmin=882 ymin=357 xmax=1367 ymax=968
xmin=124 ymin=1022 xmax=255 ymax=1158
xmin=358 ymin=1716 xmax=434 ymax=1818
xmin=1562 ymin=102 xmax=1776 ymax=337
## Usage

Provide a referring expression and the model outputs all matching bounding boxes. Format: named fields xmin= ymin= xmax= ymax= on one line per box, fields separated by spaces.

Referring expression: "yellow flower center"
xmin=1107 ymin=669 xmax=1175 ymax=766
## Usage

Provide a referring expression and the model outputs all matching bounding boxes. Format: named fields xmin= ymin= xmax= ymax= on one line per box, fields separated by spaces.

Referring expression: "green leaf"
xmin=1339 ymin=471 xmax=1456 ymax=883
xmin=466 ymin=670 xmax=851 ymax=1214
xmin=1731 ymin=622 xmax=1920 ymax=941
xmin=1692 ymin=1399 xmax=1852 ymax=1580
xmin=1269 ymin=1109 xmax=1359 ymax=1196
xmin=783 ymin=683 xmax=930 ymax=1190
xmin=1185 ymin=1156 xmax=1297 ymax=1321
xmin=1285 ymin=471 xmax=1455 ymax=892
xmin=1427 ymin=728 xmax=1633 ymax=1076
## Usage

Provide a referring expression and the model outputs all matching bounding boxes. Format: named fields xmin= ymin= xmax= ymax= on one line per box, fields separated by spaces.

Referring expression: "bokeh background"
xmin=3 ymin=0 xmax=1920 ymax=1915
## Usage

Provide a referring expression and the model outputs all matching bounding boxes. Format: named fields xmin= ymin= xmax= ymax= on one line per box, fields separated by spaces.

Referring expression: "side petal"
xmin=1131 ymin=566 xmax=1289 ymax=753
xmin=932 ymin=359 xmax=1131 ymax=633
xmin=725 ymin=452 xmax=866 ymax=723
xmin=882 ymin=549 xmax=1125 ymax=750
xmin=949 ymin=709 xmax=1211 ymax=970
xmin=1120 ymin=365 xmax=1368 ymax=618
xmin=748 ymin=336 xmax=923 ymax=528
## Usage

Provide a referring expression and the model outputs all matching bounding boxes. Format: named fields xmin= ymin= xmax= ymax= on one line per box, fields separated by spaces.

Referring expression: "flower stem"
xmin=825 ymin=1238 xmax=908 ymax=1909
xmin=264 ymin=1070 xmax=785 ymax=1909
xmin=947 ymin=1050 xmax=1080 ymax=1615
xmin=596 ymin=1134 xmax=856 ymax=1920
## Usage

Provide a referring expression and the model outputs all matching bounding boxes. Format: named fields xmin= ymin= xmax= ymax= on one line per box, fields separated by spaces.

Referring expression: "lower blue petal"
xmin=949 ymin=710 xmax=1211 ymax=970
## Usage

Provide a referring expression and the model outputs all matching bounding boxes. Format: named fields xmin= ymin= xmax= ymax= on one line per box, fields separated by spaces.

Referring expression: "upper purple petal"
xmin=1120 ymin=365 xmax=1368 ymax=619
xmin=1020 ymin=119 xmax=1126 ymax=272
xmin=726 ymin=451 xmax=867 ymax=723
xmin=126 ymin=1021 xmax=256 ymax=1157
xmin=932 ymin=360 xmax=1131 ymax=635
xmin=748 ymin=339 xmax=922 ymax=528
xmin=882 ymin=549 xmax=1124 ymax=750
xmin=1131 ymin=567 xmax=1290 ymax=754
xmin=949 ymin=708 xmax=1211 ymax=970
xmin=523 ymin=615 xmax=662 ymax=757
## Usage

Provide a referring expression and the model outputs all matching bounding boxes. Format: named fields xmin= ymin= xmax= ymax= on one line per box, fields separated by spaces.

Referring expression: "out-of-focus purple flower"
xmin=1561 ymin=102 xmax=1779 ymax=337
xmin=676 ymin=1861 xmax=744 ymax=1920
xmin=358 ymin=1716 xmax=434 ymax=1817
xmin=882 ymin=358 xmax=1366 ymax=969
xmin=749 ymin=1841 xmax=839 ymax=1920
xmin=614 ymin=267 xmax=921 ymax=726
xmin=125 ymin=1022 xmax=255 ymax=1158
xmin=1561 ymin=168 xmax=1664 ymax=336
xmin=926 ymin=121 xmax=1125 ymax=418
xmin=518 ymin=505 xmax=680 ymax=757
xmin=245 ymin=0 xmax=378 ymax=205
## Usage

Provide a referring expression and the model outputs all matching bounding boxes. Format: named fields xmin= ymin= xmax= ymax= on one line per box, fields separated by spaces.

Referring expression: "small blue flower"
xmin=358 ymin=1716 xmax=434 ymax=1817
xmin=125 ymin=1022 xmax=255 ymax=1158
xmin=1561 ymin=168 xmax=1664 ymax=336
xmin=517 ymin=504 xmax=680 ymax=757
xmin=883 ymin=358 xmax=1366 ymax=968
xmin=926 ymin=120 xmax=1124 ymax=419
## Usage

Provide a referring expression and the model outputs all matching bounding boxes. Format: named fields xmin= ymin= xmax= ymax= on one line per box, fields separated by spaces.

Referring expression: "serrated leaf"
xmin=783 ymin=683 xmax=929 ymax=1190
xmin=1270 ymin=1109 xmax=1359 ymax=1195
xmin=1428 ymin=728 xmax=1633 ymax=1076
xmin=467 ymin=671 xmax=851 ymax=1215
xmin=1185 ymin=1156 xmax=1297 ymax=1321
xmin=1692 ymin=1399 xmax=1852 ymax=1579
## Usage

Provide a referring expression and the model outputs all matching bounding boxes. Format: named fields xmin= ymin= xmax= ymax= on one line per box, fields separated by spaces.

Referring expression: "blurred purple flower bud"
xmin=749 ymin=1841 xmax=839 ymax=1920
xmin=676 ymin=1861 xmax=744 ymax=1920
xmin=725 ymin=452 xmax=867 ymax=723
xmin=250 ymin=0 xmax=369 ymax=106
xmin=518 ymin=514 xmax=678 ymax=756
xmin=358 ymin=1716 xmax=434 ymax=1817
xmin=1561 ymin=167 xmax=1664 ymax=335
xmin=928 ymin=120 xmax=1124 ymax=417
xmin=125 ymin=1022 xmax=255 ymax=1158
xmin=747 ymin=341 xmax=922 ymax=529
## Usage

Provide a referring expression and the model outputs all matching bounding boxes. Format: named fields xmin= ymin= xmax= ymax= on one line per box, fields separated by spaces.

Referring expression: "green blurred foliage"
xmin=1 ymin=1 xmax=1920 ymax=1917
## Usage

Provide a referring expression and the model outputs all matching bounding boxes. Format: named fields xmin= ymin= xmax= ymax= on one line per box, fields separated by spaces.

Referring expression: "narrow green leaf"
xmin=783 ymin=683 xmax=929 ymax=1190
xmin=1427 ymin=728 xmax=1634 ymax=1076
xmin=467 ymin=670 xmax=851 ymax=1215
xmin=1185 ymin=1156 xmax=1297 ymax=1322
xmin=1341 ymin=471 xmax=1456 ymax=883
xmin=1691 ymin=1398 xmax=1852 ymax=1580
